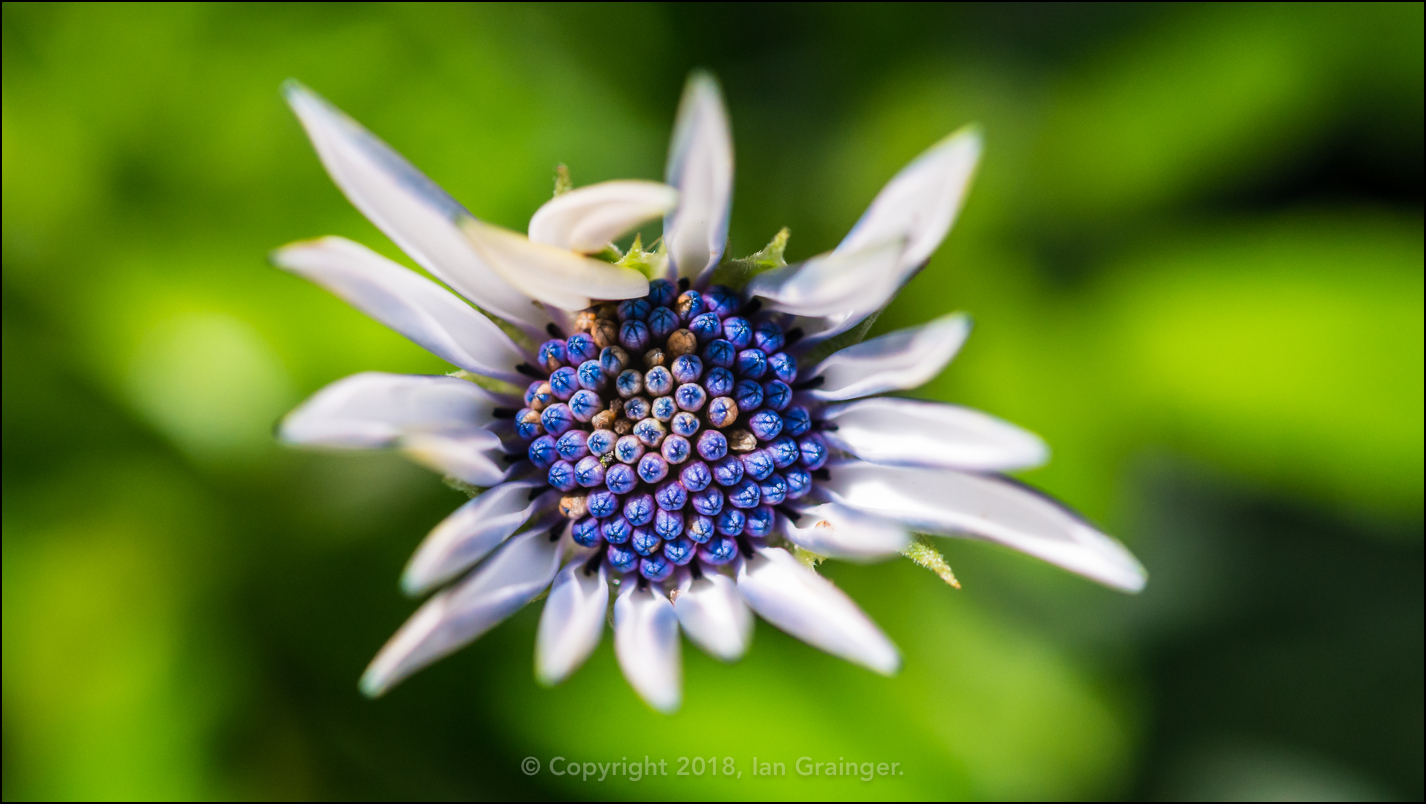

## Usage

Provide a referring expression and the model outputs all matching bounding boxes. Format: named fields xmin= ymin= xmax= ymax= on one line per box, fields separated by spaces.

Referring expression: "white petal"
xmin=283 ymin=81 xmax=548 ymax=331
xmin=401 ymin=481 xmax=555 ymax=596
xmin=399 ymin=431 xmax=511 ymax=486
xmin=672 ymin=570 xmax=752 ymax=662
xmin=805 ymin=312 xmax=971 ymax=400
xmin=528 ymin=181 xmax=678 ymax=253
xmin=663 ymin=72 xmax=733 ymax=285
xmin=821 ymin=397 xmax=1048 ymax=471
xmin=822 ymin=462 xmax=1147 ymax=592
xmin=280 ymin=371 xmax=505 ymax=449
xmin=744 ymin=239 xmax=905 ymax=319
xmin=782 ymin=503 xmax=911 ymax=561
xmin=836 ymin=125 xmax=982 ymax=271
xmin=272 ymin=237 xmax=527 ymax=382
xmin=459 ymin=219 xmax=648 ymax=311
xmin=360 ymin=528 xmax=562 ymax=696
xmin=535 ymin=561 xmax=609 ymax=685
xmin=613 ymin=583 xmax=682 ymax=714
xmin=735 ymin=547 xmax=900 ymax=675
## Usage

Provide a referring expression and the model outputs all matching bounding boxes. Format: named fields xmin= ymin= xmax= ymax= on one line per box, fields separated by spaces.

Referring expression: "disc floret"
xmin=513 ymin=278 xmax=818 ymax=582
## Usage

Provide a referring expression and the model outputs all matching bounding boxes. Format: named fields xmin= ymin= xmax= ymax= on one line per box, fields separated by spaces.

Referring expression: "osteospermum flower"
xmin=274 ymin=73 xmax=1146 ymax=714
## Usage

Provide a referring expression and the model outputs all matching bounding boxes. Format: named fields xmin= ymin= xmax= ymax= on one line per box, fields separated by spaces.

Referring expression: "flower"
xmin=274 ymin=73 xmax=1146 ymax=715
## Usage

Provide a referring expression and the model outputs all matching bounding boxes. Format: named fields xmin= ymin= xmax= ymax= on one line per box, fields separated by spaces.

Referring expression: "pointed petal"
xmin=613 ymin=583 xmax=682 ymax=714
xmin=535 ymin=561 xmax=609 ymax=685
xmin=272 ymin=237 xmax=527 ymax=382
xmin=399 ymin=430 xmax=512 ymax=486
xmin=782 ymin=503 xmax=911 ymax=561
xmin=673 ymin=571 xmax=752 ymax=662
xmin=528 ymin=181 xmax=678 ymax=253
xmin=664 ymin=72 xmax=733 ymax=285
xmin=735 ymin=547 xmax=900 ymax=675
xmin=804 ymin=313 xmax=971 ymax=400
xmin=823 ymin=462 xmax=1147 ymax=592
xmin=280 ymin=371 xmax=505 ymax=449
xmin=401 ymin=481 xmax=556 ymax=596
xmin=361 ymin=528 xmax=562 ymax=696
xmin=745 ymin=239 xmax=905 ymax=319
xmin=821 ymin=397 xmax=1048 ymax=471
xmin=459 ymin=219 xmax=648 ymax=311
xmin=836 ymin=125 xmax=982 ymax=270
xmin=282 ymin=81 xmax=548 ymax=331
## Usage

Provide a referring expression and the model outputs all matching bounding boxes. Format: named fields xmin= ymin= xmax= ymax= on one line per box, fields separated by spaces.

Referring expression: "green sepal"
xmin=901 ymin=534 xmax=961 ymax=589
xmin=448 ymin=369 xmax=524 ymax=399
xmin=791 ymin=545 xmax=826 ymax=570
xmin=799 ymin=305 xmax=888 ymax=366
xmin=711 ymin=227 xmax=789 ymax=289
xmin=552 ymin=163 xmax=572 ymax=197
xmin=442 ymin=475 xmax=485 ymax=499
xmin=614 ymin=233 xmax=668 ymax=280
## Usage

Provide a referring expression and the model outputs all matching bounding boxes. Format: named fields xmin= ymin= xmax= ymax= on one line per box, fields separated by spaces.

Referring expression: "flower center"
xmin=513 ymin=278 xmax=829 ymax=581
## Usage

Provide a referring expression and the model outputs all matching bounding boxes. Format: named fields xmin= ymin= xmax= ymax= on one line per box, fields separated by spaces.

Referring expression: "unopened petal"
xmin=673 ymin=571 xmax=752 ymax=662
xmin=280 ymin=371 xmax=506 ymax=449
xmin=272 ymin=237 xmax=527 ymax=381
xmin=529 ymin=181 xmax=678 ymax=253
xmin=805 ymin=312 xmax=971 ymax=400
xmin=821 ymin=397 xmax=1048 ymax=471
xmin=664 ymin=72 xmax=733 ymax=285
xmin=836 ymin=125 xmax=982 ymax=271
xmin=535 ymin=561 xmax=609 ymax=685
xmin=360 ymin=529 xmax=562 ymax=697
xmin=823 ymin=461 xmax=1147 ymax=592
xmin=782 ymin=503 xmax=910 ymax=561
xmin=613 ymin=583 xmax=682 ymax=714
xmin=735 ymin=547 xmax=900 ymax=675
xmin=460 ymin=219 xmax=648 ymax=312
xmin=283 ymin=81 xmax=548 ymax=331
xmin=401 ymin=481 xmax=556 ymax=596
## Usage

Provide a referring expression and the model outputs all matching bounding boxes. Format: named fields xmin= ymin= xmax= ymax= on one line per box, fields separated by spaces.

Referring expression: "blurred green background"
xmin=3 ymin=3 xmax=1421 ymax=800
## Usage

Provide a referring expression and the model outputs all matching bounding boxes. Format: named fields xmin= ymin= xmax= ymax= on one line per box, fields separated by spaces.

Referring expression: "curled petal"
xmin=459 ymin=219 xmax=648 ymax=312
xmin=782 ymin=503 xmax=910 ymax=561
xmin=361 ymin=529 xmax=562 ymax=697
xmin=280 ymin=371 xmax=507 ymax=449
xmin=273 ymin=237 xmax=527 ymax=382
xmin=735 ymin=547 xmax=900 ymax=675
xmin=529 ymin=181 xmax=678 ymax=253
xmin=614 ymin=583 xmax=682 ymax=714
xmin=804 ymin=313 xmax=971 ymax=400
xmin=399 ymin=431 xmax=512 ymax=487
xmin=821 ymin=397 xmax=1048 ymax=471
xmin=535 ymin=561 xmax=609 ymax=686
xmin=282 ymin=81 xmax=547 ymax=331
xmin=673 ymin=570 xmax=753 ymax=662
xmin=664 ymin=72 xmax=733 ymax=285
xmin=823 ymin=461 xmax=1147 ymax=592
xmin=836 ymin=125 xmax=982 ymax=271
xmin=402 ymin=481 xmax=556 ymax=596
xmin=745 ymin=239 xmax=905 ymax=319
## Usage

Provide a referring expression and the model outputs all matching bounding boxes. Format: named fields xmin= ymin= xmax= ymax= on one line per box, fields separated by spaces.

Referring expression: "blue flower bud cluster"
xmin=513 ymin=279 xmax=826 ymax=581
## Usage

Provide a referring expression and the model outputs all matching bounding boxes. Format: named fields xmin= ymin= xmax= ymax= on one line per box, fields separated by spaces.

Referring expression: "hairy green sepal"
xmin=901 ymin=535 xmax=961 ymax=589
xmin=712 ymin=227 xmax=789 ymax=289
